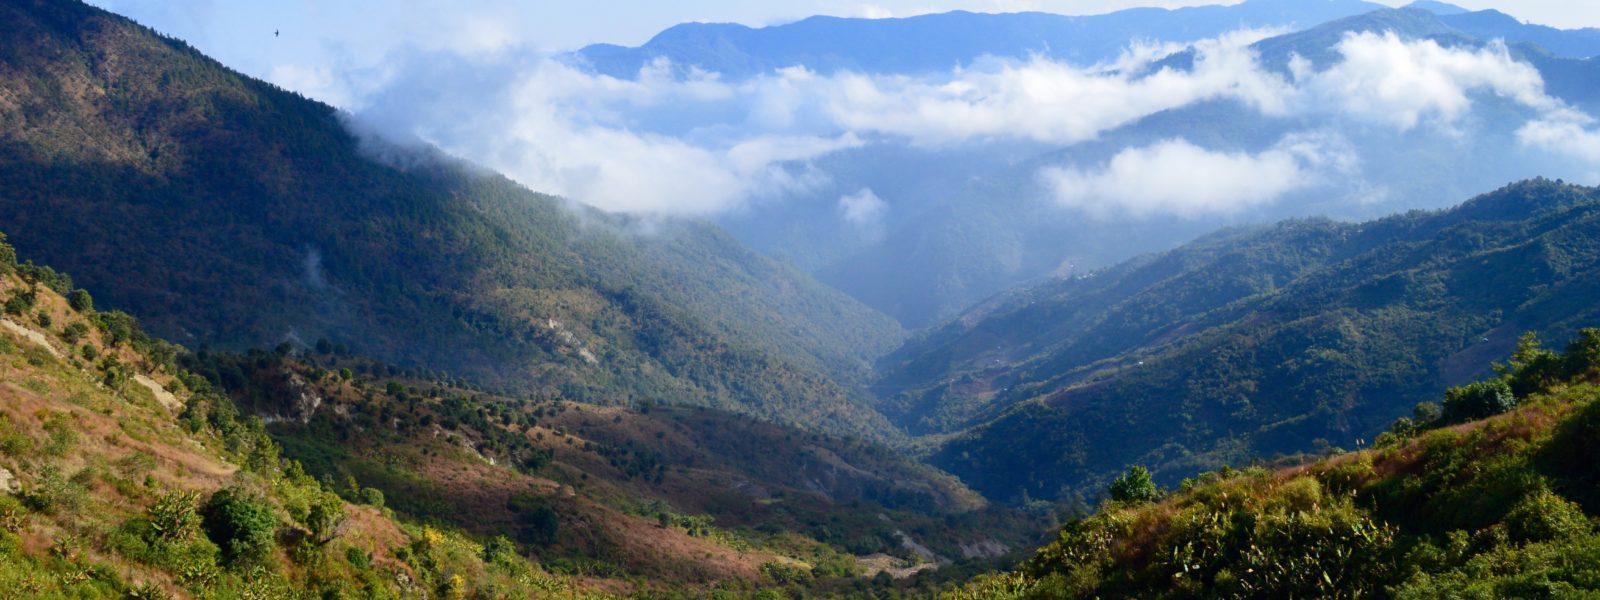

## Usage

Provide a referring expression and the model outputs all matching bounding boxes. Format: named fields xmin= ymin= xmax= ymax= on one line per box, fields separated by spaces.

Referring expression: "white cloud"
xmin=1041 ymin=138 xmax=1325 ymax=218
xmin=813 ymin=29 xmax=1290 ymax=146
xmin=1299 ymin=32 xmax=1557 ymax=131
xmin=1517 ymin=109 xmax=1600 ymax=165
xmin=334 ymin=24 xmax=1600 ymax=218
xmin=838 ymin=188 xmax=889 ymax=226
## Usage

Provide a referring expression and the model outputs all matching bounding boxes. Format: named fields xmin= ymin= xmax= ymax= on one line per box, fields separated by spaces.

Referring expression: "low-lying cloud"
xmin=1296 ymin=32 xmax=1558 ymax=131
xmin=1041 ymin=135 xmax=1352 ymax=218
xmin=297 ymin=25 xmax=1600 ymax=218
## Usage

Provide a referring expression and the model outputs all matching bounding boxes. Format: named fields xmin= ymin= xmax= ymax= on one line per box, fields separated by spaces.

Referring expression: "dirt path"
xmin=0 ymin=319 xmax=60 ymax=358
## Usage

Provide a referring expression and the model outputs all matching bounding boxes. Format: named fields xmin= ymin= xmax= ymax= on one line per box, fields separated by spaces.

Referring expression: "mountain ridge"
xmin=0 ymin=0 xmax=905 ymax=440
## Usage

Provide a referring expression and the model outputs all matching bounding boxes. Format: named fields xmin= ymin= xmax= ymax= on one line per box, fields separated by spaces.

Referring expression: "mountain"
xmin=0 ymin=0 xmax=905 ymax=439
xmin=0 ymin=240 xmax=606 ymax=597
xmin=1403 ymin=0 xmax=1470 ymax=15
xmin=880 ymin=179 xmax=1600 ymax=503
xmin=571 ymin=0 xmax=1387 ymax=79
xmin=952 ymin=332 xmax=1600 ymax=597
xmin=1440 ymin=10 xmax=1600 ymax=59
xmin=577 ymin=5 xmax=1600 ymax=330
xmin=0 ymin=234 xmax=1036 ymax=596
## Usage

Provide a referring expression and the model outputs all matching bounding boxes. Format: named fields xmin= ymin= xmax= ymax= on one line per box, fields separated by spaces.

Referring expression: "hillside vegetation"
xmin=882 ymin=179 xmax=1600 ymax=502
xmin=949 ymin=329 xmax=1600 ymax=598
xmin=0 ymin=235 xmax=626 ymax=597
xmin=0 ymin=231 xmax=1038 ymax=597
xmin=0 ymin=0 xmax=903 ymax=440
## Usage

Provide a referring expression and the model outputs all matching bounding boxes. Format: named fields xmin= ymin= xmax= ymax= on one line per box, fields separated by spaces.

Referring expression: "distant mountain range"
xmin=571 ymin=0 xmax=1600 ymax=80
xmin=569 ymin=4 xmax=1600 ymax=330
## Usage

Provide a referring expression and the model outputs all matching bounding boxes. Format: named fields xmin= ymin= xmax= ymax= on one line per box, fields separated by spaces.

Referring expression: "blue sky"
xmin=89 ymin=1 xmax=1599 ymax=82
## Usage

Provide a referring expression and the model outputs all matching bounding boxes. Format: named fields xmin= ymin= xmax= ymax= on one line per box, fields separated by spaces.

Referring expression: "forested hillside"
xmin=0 ymin=232 xmax=1037 ymax=596
xmin=885 ymin=179 xmax=1600 ymax=502
xmin=950 ymin=329 xmax=1600 ymax=598
xmin=0 ymin=0 xmax=903 ymax=439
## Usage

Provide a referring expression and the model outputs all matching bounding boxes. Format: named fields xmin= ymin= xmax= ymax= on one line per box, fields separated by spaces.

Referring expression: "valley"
xmin=6 ymin=0 xmax=1600 ymax=596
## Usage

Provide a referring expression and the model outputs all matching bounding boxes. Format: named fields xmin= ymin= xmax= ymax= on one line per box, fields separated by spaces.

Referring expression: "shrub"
xmin=1563 ymin=328 xmax=1600 ymax=379
xmin=1505 ymin=489 xmax=1591 ymax=544
xmin=200 ymin=487 xmax=278 ymax=565
xmin=1442 ymin=380 xmax=1516 ymax=424
xmin=304 ymin=491 xmax=346 ymax=544
xmin=147 ymin=491 xmax=203 ymax=543
xmin=1108 ymin=466 xmax=1160 ymax=504
xmin=358 ymin=486 xmax=384 ymax=509
xmin=60 ymin=322 xmax=88 ymax=345
xmin=67 ymin=289 xmax=93 ymax=313
xmin=2 ymin=287 xmax=36 ymax=316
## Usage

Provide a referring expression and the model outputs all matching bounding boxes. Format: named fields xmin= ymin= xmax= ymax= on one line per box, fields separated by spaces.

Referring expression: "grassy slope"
xmin=0 ymin=248 xmax=619 ymax=598
xmin=949 ymin=331 xmax=1600 ymax=598
xmin=0 ymin=0 xmax=903 ymax=440
xmin=0 ymin=234 xmax=1037 ymax=597
xmin=879 ymin=179 xmax=1600 ymax=502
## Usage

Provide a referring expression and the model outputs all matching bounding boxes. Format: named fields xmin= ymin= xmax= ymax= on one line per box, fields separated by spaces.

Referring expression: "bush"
xmin=304 ymin=491 xmax=345 ymax=544
xmin=60 ymin=322 xmax=88 ymax=345
xmin=1505 ymin=490 xmax=1591 ymax=544
xmin=1563 ymin=329 xmax=1600 ymax=379
xmin=95 ymin=310 xmax=138 ymax=347
xmin=3 ymin=287 xmax=36 ymax=317
xmin=200 ymin=488 xmax=278 ymax=565
xmin=358 ymin=486 xmax=384 ymax=509
xmin=147 ymin=491 xmax=203 ymax=543
xmin=1442 ymin=380 xmax=1516 ymax=424
xmin=1108 ymin=466 xmax=1160 ymax=504
xmin=67 ymin=289 xmax=93 ymax=313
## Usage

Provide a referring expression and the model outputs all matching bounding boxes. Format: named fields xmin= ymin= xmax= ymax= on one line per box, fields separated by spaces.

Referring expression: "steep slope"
xmin=0 ymin=0 xmax=904 ymax=439
xmin=883 ymin=180 xmax=1600 ymax=502
xmin=184 ymin=348 xmax=1038 ymax=585
xmin=0 ymin=232 xmax=1037 ymax=595
xmin=0 ymin=237 xmax=619 ymax=598
xmin=572 ymin=0 xmax=1386 ymax=79
xmin=950 ymin=331 xmax=1600 ymax=598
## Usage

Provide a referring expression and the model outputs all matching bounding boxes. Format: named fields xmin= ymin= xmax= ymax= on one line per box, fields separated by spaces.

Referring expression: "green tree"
xmin=200 ymin=487 xmax=278 ymax=565
xmin=1108 ymin=466 xmax=1160 ymax=504
xmin=1503 ymin=332 xmax=1562 ymax=398
xmin=1562 ymin=328 xmax=1600 ymax=379
xmin=304 ymin=491 xmax=346 ymax=544
xmin=1442 ymin=379 xmax=1517 ymax=424
xmin=66 ymin=289 xmax=92 ymax=313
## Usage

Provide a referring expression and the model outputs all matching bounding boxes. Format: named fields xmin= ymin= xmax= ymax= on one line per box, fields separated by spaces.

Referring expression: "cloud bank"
xmin=304 ymin=26 xmax=1600 ymax=218
xmin=1041 ymin=136 xmax=1347 ymax=218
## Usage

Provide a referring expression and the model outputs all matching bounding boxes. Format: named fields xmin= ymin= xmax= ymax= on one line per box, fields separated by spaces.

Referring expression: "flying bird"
xmin=274 ymin=29 xmax=279 ymax=37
